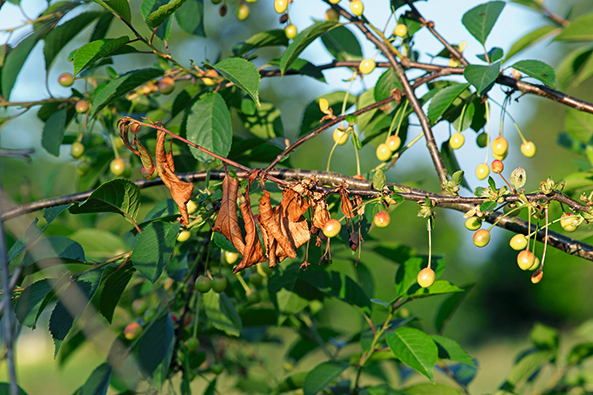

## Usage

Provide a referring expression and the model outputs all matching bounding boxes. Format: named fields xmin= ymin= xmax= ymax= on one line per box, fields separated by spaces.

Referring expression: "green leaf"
xmin=213 ymin=57 xmax=260 ymax=105
xmin=364 ymin=384 xmax=407 ymax=395
xmin=511 ymin=59 xmax=556 ymax=87
xmin=505 ymin=25 xmax=557 ymax=61
xmin=464 ymin=61 xmax=501 ymax=95
xmin=41 ymin=108 xmax=67 ymax=157
xmin=202 ymin=292 xmax=242 ymax=337
xmin=131 ymin=221 xmax=180 ymax=283
xmin=529 ymin=322 xmax=558 ymax=351
xmin=186 ymin=92 xmax=232 ymax=163
xmin=49 ymin=270 xmax=104 ymax=355
xmin=567 ymin=342 xmax=593 ymax=365
xmin=430 ymin=335 xmax=475 ymax=366
xmin=386 ymin=327 xmax=438 ymax=382
xmin=452 ymin=102 xmax=475 ymax=131
xmin=43 ymin=12 xmax=104 ymax=70
xmin=22 ymin=236 xmax=85 ymax=275
xmin=555 ymin=14 xmax=593 ymax=41
xmin=427 ymin=83 xmax=470 ymax=124
xmin=93 ymin=0 xmax=131 ymax=22
xmin=91 ymin=13 xmax=115 ymax=41
xmin=565 ymin=108 xmax=593 ymax=143
xmin=0 ymin=383 xmax=28 ymax=395
xmin=299 ymin=270 xmax=372 ymax=314
xmin=146 ymin=0 xmax=187 ymax=28
xmin=480 ymin=200 xmax=497 ymax=212
xmin=320 ymin=25 xmax=362 ymax=61
xmin=407 ymin=280 xmax=464 ymax=300
xmin=80 ymin=363 xmax=112 ymax=395
xmin=271 ymin=371 xmax=307 ymax=395
xmin=373 ymin=169 xmax=386 ymax=191
xmin=175 ymin=0 xmax=205 ymax=36
xmin=69 ymin=229 xmax=129 ymax=261
xmin=268 ymin=267 xmax=310 ymax=317
xmin=374 ymin=68 xmax=403 ymax=102
xmin=300 ymin=91 xmax=357 ymax=136
xmin=461 ymin=1 xmax=505 ymax=45
xmin=91 ymin=68 xmax=164 ymax=117
xmin=99 ymin=261 xmax=135 ymax=323
xmin=71 ymin=37 xmax=132 ymax=76
xmin=476 ymin=47 xmax=504 ymax=63
xmin=404 ymin=383 xmax=462 ymax=395
xmin=2 ymin=32 xmax=42 ymax=99
xmin=303 ymin=361 xmax=350 ymax=395
xmin=69 ymin=179 xmax=141 ymax=223
xmin=356 ymin=88 xmax=377 ymax=132
xmin=435 ymin=284 xmax=474 ymax=333
xmin=137 ymin=313 xmax=175 ymax=379
xmin=394 ymin=257 xmax=445 ymax=298
xmin=233 ymin=29 xmax=288 ymax=56
xmin=212 ymin=232 xmax=237 ymax=253
xmin=15 ymin=279 xmax=53 ymax=328
xmin=141 ymin=0 xmax=174 ymax=41
xmin=504 ymin=350 xmax=554 ymax=388
xmin=280 ymin=21 xmax=340 ymax=74
xmin=556 ymin=47 xmax=593 ymax=88
xmin=238 ymin=101 xmax=284 ymax=139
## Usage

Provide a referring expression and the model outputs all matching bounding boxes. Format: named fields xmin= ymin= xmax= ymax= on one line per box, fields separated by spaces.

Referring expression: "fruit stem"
xmin=341 ymin=72 xmax=356 ymax=128
xmin=484 ymin=100 xmax=491 ymax=163
xmin=110 ymin=135 xmax=121 ymax=159
xmin=192 ymin=292 xmax=201 ymax=338
xmin=540 ymin=208 xmax=549 ymax=271
xmin=235 ymin=271 xmax=251 ymax=293
xmin=384 ymin=130 xmax=424 ymax=171
xmin=353 ymin=131 xmax=362 ymax=176
xmin=326 ymin=138 xmax=341 ymax=172
xmin=386 ymin=100 xmax=408 ymax=142
xmin=492 ymin=98 xmax=527 ymax=143
xmin=427 ymin=219 xmax=432 ymax=269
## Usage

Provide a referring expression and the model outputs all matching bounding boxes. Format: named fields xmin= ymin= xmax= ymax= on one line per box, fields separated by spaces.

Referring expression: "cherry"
xmin=75 ymin=100 xmax=89 ymax=114
xmin=473 ymin=229 xmax=491 ymax=247
xmin=143 ymin=308 xmax=157 ymax=322
xmin=531 ymin=268 xmax=543 ymax=284
xmin=529 ymin=256 xmax=540 ymax=271
xmin=219 ymin=4 xmax=228 ymax=16
xmin=211 ymin=363 xmax=224 ymax=374
xmin=503 ymin=203 xmax=521 ymax=217
xmin=509 ymin=234 xmax=527 ymax=251
xmin=158 ymin=77 xmax=175 ymax=95
xmin=560 ymin=213 xmax=579 ymax=232
xmin=257 ymin=263 xmax=274 ymax=277
xmin=491 ymin=137 xmax=508 ymax=157
xmin=325 ymin=8 xmax=339 ymax=21
xmin=76 ymin=161 xmax=90 ymax=176
xmin=177 ymin=230 xmax=191 ymax=242
xmin=202 ymin=69 xmax=218 ymax=86
xmin=285 ymin=24 xmax=297 ymax=39
xmin=475 ymin=163 xmax=489 ymax=180
xmin=517 ymin=250 xmax=535 ymax=270
xmin=449 ymin=133 xmax=464 ymax=149
xmin=124 ymin=322 xmax=142 ymax=340
xmin=236 ymin=3 xmax=250 ymax=20
xmin=491 ymin=159 xmax=503 ymax=174
xmin=476 ymin=133 xmax=487 ymax=148
xmin=333 ymin=128 xmax=348 ymax=145
xmin=521 ymin=141 xmax=536 ymax=158
xmin=187 ymin=200 xmax=198 ymax=214
xmin=185 ymin=337 xmax=200 ymax=352
xmin=195 ymin=275 xmax=213 ymax=293
xmin=323 ymin=219 xmax=341 ymax=238
xmin=376 ymin=143 xmax=391 ymax=162
xmin=224 ymin=250 xmax=240 ymax=265
xmin=464 ymin=216 xmax=482 ymax=231
xmin=58 ymin=72 xmax=74 ymax=87
xmin=373 ymin=211 xmax=390 ymax=228
xmin=350 ymin=0 xmax=363 ymax=16
xmin=132 ymin=299 xmax=147 ymax=316
xmin=359 ymin=59 xmax=376 ymax=75
xmin=110 ymin=158 xmax=126 ymax=176
xmin=246 ymin=290 xmax=260 ymax=304
xmin=394 ymin=23 xmax=408 ymax=38
xmin=249 ymin=272 xmax=263 ymax=287
xmin=493 ymin=151 xmax=507 ymax=161
xmin=274 ymin=0 xmax=287 ymax=14
xmin=417 ymin=267 xmax=435 ymax=288
xmin=386 ymin=135 xmax=401 ymax=152
xmin=212 ymin=275 xmax=227 ymax=293
xmin=279 ymin=13 xmax=288 ymax=23
xmin=71 ymin=142 xmax=84 ymax=158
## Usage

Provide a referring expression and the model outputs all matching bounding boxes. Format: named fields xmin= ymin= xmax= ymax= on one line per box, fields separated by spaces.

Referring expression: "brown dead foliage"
xmin=212 ymin=175 xmax=245 ymax=255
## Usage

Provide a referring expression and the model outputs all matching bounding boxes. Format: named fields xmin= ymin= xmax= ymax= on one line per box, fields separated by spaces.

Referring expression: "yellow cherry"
xmin=476 ymin=163 xmax=489 ymax=180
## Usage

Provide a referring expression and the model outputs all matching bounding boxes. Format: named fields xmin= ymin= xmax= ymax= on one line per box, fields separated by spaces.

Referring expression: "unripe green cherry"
xmin=76 ymin=160 xmax=90 ymax=176
xmin=476 ymin=133 xmax=487 ymax=148
xmin=509 ymin=234 xmax=527 ymax=250
xmin=285 ymin=24 xmax=297 ymax=39
xmin=211 ymin=363 xmax=223 ymax=374
xmin=473 ymin=229 xmax=491 ymax=247
xmin=249 ymin=272 xmax=263 ymax=287
xmin=110 ymin=158 xmax=126 ymax=176
xmin=58 ymin=72 xmax=74 ymax=87
xmin=386 ymin=135 xmax=401 ymax=152
xmin=71 ymin=142 xmax=84 ymax=158
xmin=212 ymin=275 xmax=227 ymax=293
xmin=274 ymin=0 xmax=287 ymax=14
xmin=177 ymin=230 xmax=191 ymax=242
xmin=323 ymin=219 xmax=341 ymax=238
xmin=350 ymin=0 xmax=363 ymax=16
xmin=376 ymin=143 xmax=391 ymax=162
xmin=246 ymin=289 xmax=260 ymax=304
xmin=236 ymin=3 xmax=249 ymax=20
xmin=394 ymin=23 xmax=408 ymax=37
xmin=185 ymin=337 xmax=200 ymax=352
xmin=464 ymin=216 xmax=482 ymax=231
xmin=359 ymin=59 xmax=376 ymax=75
xmin=491 ymin=137 xmax=508 ymax=157
xmin=132 ymin=299 xmax=147 ymax=316
xmin=373 ymin=211 xmax=390 ymax=228
xmin=417 ymin=267 xmax=435 ymax=288
xmin=529 ymin=256 xmax=540 ymax=271
xmin=521 ymin=141 xmax=536 ymax=158
xmin=195 ymin=275 xmax=213 ymax=293
xmin=333 ymin=128 xmax=348 ymax=145
xmin=476 ymin=163 xmax=489 ymax=180
xmin=449 ymin=133 xmax=464 ymax=149
xmin=325 ymin=8 xmax=339 ymax=21
xmin=517 ymin=250 xmax=535 ymax=270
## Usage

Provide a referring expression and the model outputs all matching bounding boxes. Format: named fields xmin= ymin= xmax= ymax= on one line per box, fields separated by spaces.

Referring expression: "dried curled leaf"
xmin=340 ymin=188 xmax=355 ymax=219
xmin=313 ymin=200 xmax=331 ymax=229
xmin=118 ymin=117 xmax=155 ymax=177
xmin=233 ymin=194 xmax=265 ymax=273
xmin=213 ymin=175 xmax=245 ymax=254
xmin=155 ymin=130 xmax=194 ymax=225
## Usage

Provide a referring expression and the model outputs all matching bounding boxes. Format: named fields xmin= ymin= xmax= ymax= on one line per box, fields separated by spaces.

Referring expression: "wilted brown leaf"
xmin=117 ymin=118 xmax=155 ymax=177
xmin=313 ymin=200 xmax=331 ymax=229
xmin=233 ymin=194 xmax=265 ymax=273
xmin=284 ymin=189 xmax=310 ymax=222
xmin=340 ymin=189 xmax=355 ymax=219
xmin=212 ymin=175 xmax=245 ymax=254
xmin=155 ymin=131 xmax=194 ymax=225
xmin=352 ymin=195 xmax=365 ymax=216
